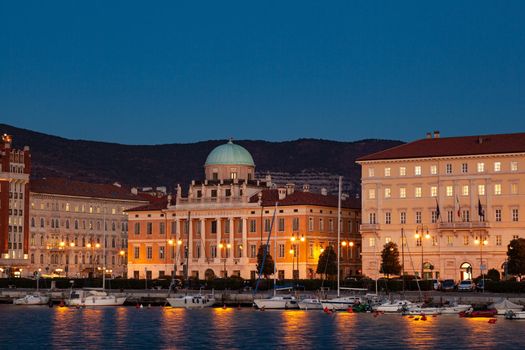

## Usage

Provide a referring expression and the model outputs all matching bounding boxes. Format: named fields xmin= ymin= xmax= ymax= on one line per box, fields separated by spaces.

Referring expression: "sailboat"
xmin=253 ymin=204 xmax=299 ymax=310
xmin=68 ymin=209 xmax=127 ymax=306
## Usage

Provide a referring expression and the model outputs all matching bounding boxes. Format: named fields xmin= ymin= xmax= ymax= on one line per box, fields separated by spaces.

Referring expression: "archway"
xmin=460 ymin=262 xmax=472 ymax=280
xmin=204 ymin=268 xmax=215 ymax=281
xmin=423 ymin=262 xmax=435 ymax=280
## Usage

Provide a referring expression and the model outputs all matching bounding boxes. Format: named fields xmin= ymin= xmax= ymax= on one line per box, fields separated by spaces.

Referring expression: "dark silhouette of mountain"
xmin=1 ymin=123 xmax=403 ymax=195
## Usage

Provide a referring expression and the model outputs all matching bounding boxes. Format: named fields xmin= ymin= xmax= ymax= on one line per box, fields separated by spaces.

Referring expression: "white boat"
xmin=13 ymin=294 xmax=50 ymax=305
xmin=166 ymin=294 xmax=215 ymax=308
xmin=489 ymin=299 xmax=523 ymax=315
xmin=67 ymin=289 xmax=127 ymax=306
xmin=254 ymin=295 xmax=299 ymax=310
xmin=505 ymin=310 xmax=525 ymax=320
xmin=402 ymin=306 xmax=441 ymax=315
xmin=320 ymin=296 xmax=362 ymax=311
xmin=439 ymin=304 xmax=471 ymax=314
xmin=298 ymin=298 xmax=322 ymax=310
xmin=374 ymin=300 xmax=417 ymax=313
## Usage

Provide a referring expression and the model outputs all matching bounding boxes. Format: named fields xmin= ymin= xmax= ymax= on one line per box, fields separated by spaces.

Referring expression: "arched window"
xmin=75 ymin=220 xmax=79 ymax=230
xmin=74 ymin=255 xmax=78 ymax=264
xmin=40 ymin=218 xmax=45 ymax=228
xmin=65 ymin=220 xmax=70 ymax=229
xmin=31 ymin=217 xmax=35 ymax=227
xmin=40 ymin=254 xmax=44 ymax=264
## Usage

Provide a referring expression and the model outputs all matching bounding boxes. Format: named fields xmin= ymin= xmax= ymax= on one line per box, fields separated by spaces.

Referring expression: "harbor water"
xmin=1 ymin=305 xmax=524 ymax=349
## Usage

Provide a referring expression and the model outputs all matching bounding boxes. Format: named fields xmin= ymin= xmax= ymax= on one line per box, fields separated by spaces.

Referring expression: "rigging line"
xmin=403 ymin=235 xmax=423 ymax=300
xmin=253 ymin=202 xmax=278 ymax=295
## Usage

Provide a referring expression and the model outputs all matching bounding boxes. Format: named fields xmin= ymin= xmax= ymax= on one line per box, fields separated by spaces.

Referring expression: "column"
xmin=200 ymin=218 xmax=206 ymax=261
xmin=188 ymin=219 xmax=193 ymax=259
xmin=216 ymin=217 xmax=222 ymax=260
xmin=229 ymin=217 xmax=234 ymax=258
xmin=242 ymin=217 xmax=248 ymax=262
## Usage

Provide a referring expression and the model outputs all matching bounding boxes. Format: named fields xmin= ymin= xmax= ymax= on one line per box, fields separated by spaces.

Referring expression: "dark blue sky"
xmin=1 ymin=1 xmax=524 ymax=144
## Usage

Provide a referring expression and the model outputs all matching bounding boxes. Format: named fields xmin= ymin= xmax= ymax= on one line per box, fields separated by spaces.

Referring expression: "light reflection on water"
xmin=0 ymin=306 xmax=523 ymax=349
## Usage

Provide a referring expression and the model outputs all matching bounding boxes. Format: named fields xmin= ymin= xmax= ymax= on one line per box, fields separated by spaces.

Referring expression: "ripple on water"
xmin=0 ymin=306 xmax=521 ymax=349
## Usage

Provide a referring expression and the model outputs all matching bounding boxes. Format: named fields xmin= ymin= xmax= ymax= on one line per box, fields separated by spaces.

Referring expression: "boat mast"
xmin=337 ymin=176 xmax=342 ymax=298
xmin=274 ymin=202 xmax=278 ymax=297
xmin=102 ymin=207 xmax=106 ymax=290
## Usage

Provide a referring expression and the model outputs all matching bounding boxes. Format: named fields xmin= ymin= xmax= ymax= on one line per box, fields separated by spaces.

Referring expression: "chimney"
xmin=321 ymin=188 xmax=327 ymax=196
xmin=433 ymin=130 xmax=440 ymax=138
xmin=113 ymin=182 xmax=122 ymax=188
xmin=278 ymin=187 xmax=287 ymax=200
xmin=302 ymin=184 xmax=310 ymax=192
xmin=426 ymin=132 xmax=432 ymax=139
xmin=285 ymin=183 xmax=295 ymax=195
xmin=478 ymin=136 xmax=484 ymax=144
xmin=131 ymin=187 xmax=138 ymax=195
xmin=265 ymin=174 xmax=272 ymax=187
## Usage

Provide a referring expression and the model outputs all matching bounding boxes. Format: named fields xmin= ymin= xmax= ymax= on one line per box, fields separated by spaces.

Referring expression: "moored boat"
xmin=254 ymin=295 xmax=299 ymax=310
xmin=67 ymin=289 xmax=127 ymax=306
xmin=489 ymin=299 xmax=523 ymax=315
xmin=459 ymin=308 xmax=497 ymax=318
xmin=374 ymin=299 xmax=417 ymax=313
xmin=439 ymin=304 xmax=471 ymax=314
xmin=402 ymin=306 xmax=441 ymax=316
xmin=505 ymin=310 xmax=525 ymax=320
xmin=320 ymin=296 xmax=362 ymax=311
xmin=166 ymin=294 xmax=215 ymax=308
xmin=298 ymin=298 xmax=322 ymax=310
xmin=13 ymin=294 xmax=50 ymax=305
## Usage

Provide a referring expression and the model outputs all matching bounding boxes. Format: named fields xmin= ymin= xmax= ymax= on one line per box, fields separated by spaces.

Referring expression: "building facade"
xmin=0 ymin=134 xmax=31 ymax=276
xmin=358 ymin=131 xmax=525 ymax=281
xmin=27 ymin=178 xmax=148 ymax=278
xmin=127 ymin=140 xmax=361 ymax=280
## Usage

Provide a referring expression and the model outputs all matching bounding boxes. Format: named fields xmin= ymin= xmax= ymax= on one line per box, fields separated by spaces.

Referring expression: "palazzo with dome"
xmin=126 ymin=140 xmax=361 ymax=280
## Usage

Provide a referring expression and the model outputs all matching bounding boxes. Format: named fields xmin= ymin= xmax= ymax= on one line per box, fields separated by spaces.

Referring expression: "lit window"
xmin=462 ymin=185 xmax=469 ymax=196
xmin=384 ymin=167 xmax=391 ymax=177
xmin=430 ymin=186 xmax=437 ymax=197
xmin=447 ymin=236 xmax=453 ymax=247
xmin=494 ymin=162 xmax=501 ymax=172
xmin=461 ymin=163 xmax=468 ymax=173
xmin=478 ymin=184 xmax=485 ymax=196
xmin=477 ymin=162 xmax=485 ymax=173
xmin=496 ymin=235 xmax=502 ymax=246
xmin=368 ymin=189 xmax=376 ymax=199
xmin=369 ymin=213 xmax=376 ymax=224
xmin=446 ymin=186 xmax=453 ymax=197
xmin=463 ymin=235 xmax=469 ymax=246
xmin=400 ymin=167 xmax=406 ymax=176
xmin=369 ymin=237 xmax=376 ymax=247
xmin=494 ymin=184 xmax=502 ymax=195
xmin=368 ymin=168 xmax=375 ymax=177
xmin=511 ymin=162 xmax=518 ymax=171
xmin=415 ymin=187 xmax=422 ymax=198
xmin=430 ymin=165 xmax=437 ymax=175
xmin=446 ymin=164 xmax=452 ymax=174
xmin=511 ymin=183 xmax=518 ymax=195
xmin=385 ymin=236 xmax=391 ymax=244
xmin=415 ymin=166 xmax=422 ymax=176
xmin=400 ymin=188 xmax=406 ymax=198
xmin=384 ymin=188 xmax=391 ymax=198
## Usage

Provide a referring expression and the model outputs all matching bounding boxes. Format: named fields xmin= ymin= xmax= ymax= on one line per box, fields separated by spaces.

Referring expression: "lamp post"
xmin=474 ymin=236 xmax=488 ymax=292
xmin=341 ymin=240 xmax=354 ymax=277
xmin=86 ymin=242 xmax=101 ymax=278
xmin=119 ymin=249 xmax=126 ymax=277
xmin=219 ymin=242 xmax=231 ymax=277
xmin=414 ymin=225 xmax=430 ymax=280
xmin=168 ymin=239 xmax=183 ymax=278
xmin=290 ymin=234 xmax=305 ymax=280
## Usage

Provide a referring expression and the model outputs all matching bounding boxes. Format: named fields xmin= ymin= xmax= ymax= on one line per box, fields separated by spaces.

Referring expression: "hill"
xmin=1 ymin=123 xmax=403 ymax=195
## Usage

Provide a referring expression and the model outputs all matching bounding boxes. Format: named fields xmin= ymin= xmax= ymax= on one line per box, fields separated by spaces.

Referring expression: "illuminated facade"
xmin=27 ymin=178 xmax=148 ymax=278
xmin=127 ymin=140 xmax=361 ymax=280
xmin=0 ymin=134 xmax=31 ymax=276
xmin=358 ymin=131 xmax=525 ymax=281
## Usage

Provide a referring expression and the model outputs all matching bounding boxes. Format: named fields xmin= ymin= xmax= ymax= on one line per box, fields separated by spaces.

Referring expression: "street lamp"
xmin=290 ymin=234 xmax=304 ymax=280
xmin=414 ymin=225 xmax=430 ymax=279
xmin=219 ymin=242 xmax=231 ymax=277
xmin=474 ymin=236 xmax=488 ymax=292
xmin=341 ymin=240 xmax=355 ymax=277
xmin=86 ymin=242 xmax=101 ymax=277
xmin=168 ymin=239 xmax=183 ymax=277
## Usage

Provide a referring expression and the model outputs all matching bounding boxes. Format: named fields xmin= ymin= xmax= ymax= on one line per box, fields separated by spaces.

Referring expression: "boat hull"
xmin=166 ymin=296 xmax=215 ymax=308
xmin=459 ymin=309 xmax=497 ymax=318
xmin=505 ymin=311 xmax=525 ymax=320
xmin=68 ymin=296 xmax=127 ymax=306
xmin=254 ymin=298 xmax=299 ymax=310
xmin=403 ymin=307 xmax=441 ymax=316
xmin=439 ymin=305 xmax=471 ymax=314
xmin=13 ymin=295 xmax=50 ymax=305
xmin=298 ymin=299 xmax=322 ymax=310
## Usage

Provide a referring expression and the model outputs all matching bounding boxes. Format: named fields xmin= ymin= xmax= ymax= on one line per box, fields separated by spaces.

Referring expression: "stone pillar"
xmin=188 ymin=219 xmax=193 ymax=259
xmin=200 ymin=218 xmax=206 ymax=261
xmin=242 ymin=217 xmax=248 ymax=261
xmin=229 ymin=217 xmax=234 ymax=258
xmin=217 ymin=217 xmax=222 ymax=258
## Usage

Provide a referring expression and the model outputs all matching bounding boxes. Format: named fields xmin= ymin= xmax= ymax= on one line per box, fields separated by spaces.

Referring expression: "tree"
xmin=380 ymin=242 xmax=401 ymax=278
xmin=316 ymin=245 xmax=337 ymax=279
xmin=507 ymin=238 xmax=525 ymax=279
xmin=486 ymin=268 xmax=500 ymax=282
xmin=256 ymin=245 xmax=275 ymax=279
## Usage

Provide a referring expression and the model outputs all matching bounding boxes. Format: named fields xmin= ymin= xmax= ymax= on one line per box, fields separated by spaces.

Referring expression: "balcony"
xmin=437 ymin=221 xmax=490 ymax=230
xmin=360 ymin=224 xmax=380 ymax=232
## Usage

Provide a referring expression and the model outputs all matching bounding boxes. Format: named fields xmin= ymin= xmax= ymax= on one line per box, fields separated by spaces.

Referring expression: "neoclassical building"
xmin=358 ymin=131 xmax=525 ymax=280
xmin=27 ymin=178 xmax=149 ymax=278
xmin=127 ymin=140 xmax=361 ymax=280
xmin=0 ymin=134 xmax=31 ymax=276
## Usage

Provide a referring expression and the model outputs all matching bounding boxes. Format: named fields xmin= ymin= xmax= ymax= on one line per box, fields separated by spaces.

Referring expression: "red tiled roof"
xmin=126 ymin=197 xmax=170 ymax=212
xmin=357 ymin=132 xmax=525 ymax=161
xmin=30 ymin=178 xmax=148 ymax=202
xmin=250 ymin=189 xmax=361 ymax=209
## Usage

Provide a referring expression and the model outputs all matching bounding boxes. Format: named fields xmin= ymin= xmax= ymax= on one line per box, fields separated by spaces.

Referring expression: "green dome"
xmin=205 ymin=140 xmax=255 ymax=167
